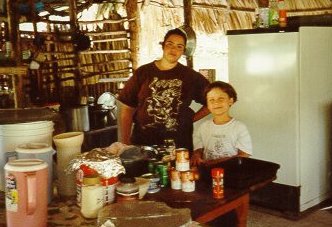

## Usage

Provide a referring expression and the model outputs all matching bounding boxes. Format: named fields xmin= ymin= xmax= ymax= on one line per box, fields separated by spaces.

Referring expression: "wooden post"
xmin=183 ymin=0 xmax=194 ymax=69
xmin=6 ymin=0 xmax=20 ymax=63
xmin=126 ymin=0 xmax=139 ymax=70
xmin=69 ymin=0 xmax=83 ymax=105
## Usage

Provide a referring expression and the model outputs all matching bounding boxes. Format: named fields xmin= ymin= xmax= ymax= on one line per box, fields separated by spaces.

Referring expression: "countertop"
xmin=0 ymin=108 xmax=60 ymax=124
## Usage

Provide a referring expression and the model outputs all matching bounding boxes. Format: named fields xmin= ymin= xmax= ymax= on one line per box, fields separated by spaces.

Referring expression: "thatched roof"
xmin=12 ymin=0 xmax=332 ymax=106
xmin=136 ymin=0 xmax=332 ymax=34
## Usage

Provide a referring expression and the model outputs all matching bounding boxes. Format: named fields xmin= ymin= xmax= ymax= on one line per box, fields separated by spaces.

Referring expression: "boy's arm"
xmin=190 ymin=148 xmax=204 ymax=166
xmin=193 ymin=106 xmax=210 ymax=122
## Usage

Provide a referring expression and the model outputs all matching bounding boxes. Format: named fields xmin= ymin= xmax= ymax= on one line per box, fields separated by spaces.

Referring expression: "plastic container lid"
xmin=4 ymin=159 xmax=48 ymax=172
xmin=15 ymin=142 xmax=52 ymax=154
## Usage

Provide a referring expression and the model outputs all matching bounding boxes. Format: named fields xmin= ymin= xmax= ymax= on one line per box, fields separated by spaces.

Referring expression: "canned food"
xmin=175 ymin=148 xmax=190 ymax=171
xmin=181 ymin=170 xmax=195 ymax=192
xmin=156 ymin=163 xmax=169 ymax=187
xmin=170 ymin=168 xmax=181 ymax=190
xmin=141 ymin=173 xmax=161 ymax=193
xmin=211 ymin=168 xmax=224 ymax=199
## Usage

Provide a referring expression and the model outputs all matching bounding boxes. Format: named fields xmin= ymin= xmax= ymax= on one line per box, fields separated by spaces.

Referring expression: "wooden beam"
xmin=126 ymin=0 xmax=139 ymax=70
xmin=68 ymin=0 xmax=85 ymax=105
xmin=183 ymin=0 xmax=194 ymax=68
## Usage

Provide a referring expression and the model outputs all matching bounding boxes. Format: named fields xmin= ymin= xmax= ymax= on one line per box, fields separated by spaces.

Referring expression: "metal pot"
xmin=89 ymin=104 xmax=117 ymax=130
xmin=64 ymin=105 xmax=90 ymax=132
xmin=178 ymin=25 xmax=196 ymax=57
xmin=120 ymin=146 xmax=149 ymax=177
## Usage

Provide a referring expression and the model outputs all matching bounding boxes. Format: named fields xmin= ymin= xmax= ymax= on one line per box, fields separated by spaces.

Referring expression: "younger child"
xmin=191 ymin=81 xmax=252 ymax=166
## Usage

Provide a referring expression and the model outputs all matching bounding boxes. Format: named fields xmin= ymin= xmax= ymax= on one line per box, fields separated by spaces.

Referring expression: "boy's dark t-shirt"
xmin=118 ymin=62 xmax=209 ymax=151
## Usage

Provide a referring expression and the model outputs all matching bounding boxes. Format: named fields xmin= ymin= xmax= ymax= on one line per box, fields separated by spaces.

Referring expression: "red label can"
xmin=211 ymin=168 xmax=224 ymax=199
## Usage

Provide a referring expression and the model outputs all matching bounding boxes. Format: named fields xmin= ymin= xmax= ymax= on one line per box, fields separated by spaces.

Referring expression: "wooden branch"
xmin=78 ymin=17 xmax=134 ymax=25
xmin=85 ymin=30 xmax=129 ymax=36
xmin=98 ymin=77 xmax=129 ymax=83
xmin=80 ymin=68 xmax=132 ymax=76
xmin=79 ymin=49 xmax=131 ymax=55
xmin=91 ymin=37 xmax=129 ymax=43
xmin=79 ymin=59 xmax=132 ymax=67
xmin=0 ymin=66 xmax=28 ymax=76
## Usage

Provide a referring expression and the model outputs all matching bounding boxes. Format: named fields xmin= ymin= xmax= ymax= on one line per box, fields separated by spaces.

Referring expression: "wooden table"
xmin=0 ymin=177 xmax=274 ymax=226
xmin=145 ymin=181 xmax=250 ymax=227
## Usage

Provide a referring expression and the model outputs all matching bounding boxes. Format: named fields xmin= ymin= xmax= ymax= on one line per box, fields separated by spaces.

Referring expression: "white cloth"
xmin=193 ymin=118 xmax=252 ymax=160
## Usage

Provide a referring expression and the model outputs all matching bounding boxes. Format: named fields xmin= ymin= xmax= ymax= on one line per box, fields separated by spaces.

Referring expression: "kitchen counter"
xmin=0 ymin=108 xmax=59 ymax=124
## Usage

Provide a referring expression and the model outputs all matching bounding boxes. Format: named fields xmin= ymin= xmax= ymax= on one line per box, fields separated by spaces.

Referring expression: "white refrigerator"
xmin=228 ymin=27 xmax=332 ymax=212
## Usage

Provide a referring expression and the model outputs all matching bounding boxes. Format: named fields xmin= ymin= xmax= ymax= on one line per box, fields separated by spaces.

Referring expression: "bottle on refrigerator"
xmin=278 ymin=0 xmax=287 ymax=27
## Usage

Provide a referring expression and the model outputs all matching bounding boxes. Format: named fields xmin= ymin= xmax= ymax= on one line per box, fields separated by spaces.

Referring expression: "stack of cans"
xmin=171 ymin=148 xmax=196 ymax=192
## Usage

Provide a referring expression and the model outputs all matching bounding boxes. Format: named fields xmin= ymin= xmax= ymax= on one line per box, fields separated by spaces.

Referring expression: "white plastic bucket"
xmin=0 ymin=121 xmax=54 ymax=191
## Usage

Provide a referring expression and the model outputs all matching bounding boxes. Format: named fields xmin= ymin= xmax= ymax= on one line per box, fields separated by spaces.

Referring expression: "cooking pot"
xmin=89 ymin=104 xmax=117 ymax=130
xmin=120 ymin=146 xmax=158 ymax=177
xmin=63 ymin=105 xmax=90 ymax=132
xmin=178 ymin=25 xmax=196 ymax=57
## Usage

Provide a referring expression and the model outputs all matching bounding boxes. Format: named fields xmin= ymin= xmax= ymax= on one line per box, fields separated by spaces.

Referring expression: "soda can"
xmin=159 ymin=175 xmax=169 ymax=187
xmin=156 ymin=163 xmax=169 ymax=187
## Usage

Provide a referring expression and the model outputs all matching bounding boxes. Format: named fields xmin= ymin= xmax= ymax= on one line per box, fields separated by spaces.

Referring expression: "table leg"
xmin=195 ymin=193 xmax=250 ymax=226
xmin=235 ymin=193 xmax=249 ymax=227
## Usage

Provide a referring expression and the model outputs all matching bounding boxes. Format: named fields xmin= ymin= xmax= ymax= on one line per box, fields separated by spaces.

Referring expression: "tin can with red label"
xmin=211 ymin=168 xmax=224 ymax=199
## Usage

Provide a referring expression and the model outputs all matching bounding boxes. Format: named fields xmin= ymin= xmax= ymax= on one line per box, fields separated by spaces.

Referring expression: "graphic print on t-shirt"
xmin=145 ymin=77 xmax=182 ymax=131
xmin=205 ymin=134 xmax=233 ymax=160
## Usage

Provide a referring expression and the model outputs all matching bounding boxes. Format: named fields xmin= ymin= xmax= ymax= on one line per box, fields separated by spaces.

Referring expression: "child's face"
xmin=206 ymin=88 xmax=234 ymax=116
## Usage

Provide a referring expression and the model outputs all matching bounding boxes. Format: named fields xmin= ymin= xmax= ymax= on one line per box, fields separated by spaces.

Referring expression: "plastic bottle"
xmin=268 ymin=0 xmax=279 ymax=27
xmin=211 ymin=168 xmax=224 ymax=199
xmin=278 ymin=0 xmax=287 ymax=27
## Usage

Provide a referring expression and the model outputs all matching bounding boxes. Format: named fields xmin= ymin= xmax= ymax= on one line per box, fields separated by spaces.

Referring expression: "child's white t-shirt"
xmin=193 ymin=118 xmax=252 ymax=160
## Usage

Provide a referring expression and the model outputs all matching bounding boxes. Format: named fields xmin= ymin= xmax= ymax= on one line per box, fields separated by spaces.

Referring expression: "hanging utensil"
xmin=178 ymin=25 xmax=196 ymax=57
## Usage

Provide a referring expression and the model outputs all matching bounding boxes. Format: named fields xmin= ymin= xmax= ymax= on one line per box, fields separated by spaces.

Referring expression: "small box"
xmin=199 ymin=69 xmax=216 ymax=83
xmin=199 ymin=157 xmax=280 ymax=189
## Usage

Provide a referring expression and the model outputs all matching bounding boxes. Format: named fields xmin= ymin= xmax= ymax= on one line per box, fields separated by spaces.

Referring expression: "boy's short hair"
xmin=161 ymin=28 xmax=187 ymax=47
xmin=204 ymin=81 xmax=238 ymax=104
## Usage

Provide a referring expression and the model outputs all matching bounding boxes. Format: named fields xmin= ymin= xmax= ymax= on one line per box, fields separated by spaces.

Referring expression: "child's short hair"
xmin=204 ymin=81 xmax=238 ymax=104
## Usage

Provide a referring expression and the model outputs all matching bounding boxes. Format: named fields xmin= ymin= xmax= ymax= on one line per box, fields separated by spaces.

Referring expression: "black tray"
xmin=199 ymin=157 xmax=280 ymax=189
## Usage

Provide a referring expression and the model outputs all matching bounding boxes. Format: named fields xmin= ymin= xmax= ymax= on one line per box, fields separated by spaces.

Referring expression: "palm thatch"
xmin=9 ymin=0 xmax=332 ymax=106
